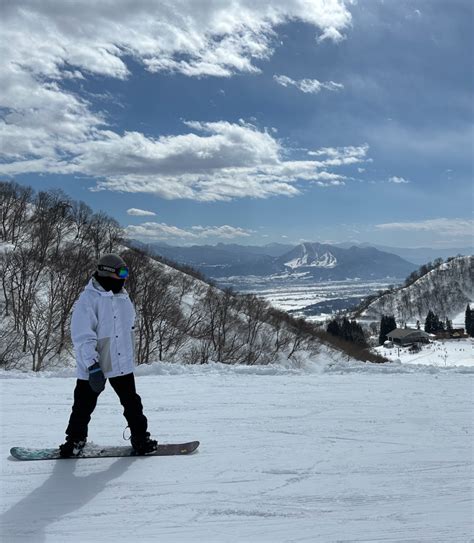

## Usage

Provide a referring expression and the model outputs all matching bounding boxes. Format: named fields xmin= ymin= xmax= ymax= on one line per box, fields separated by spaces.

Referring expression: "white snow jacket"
xmin=71 ymin=277 xmax=136 ymax=380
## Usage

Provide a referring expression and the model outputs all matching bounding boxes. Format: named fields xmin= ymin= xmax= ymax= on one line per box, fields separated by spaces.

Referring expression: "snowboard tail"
xmin=10 ymin=441 xmax=200 ymax=461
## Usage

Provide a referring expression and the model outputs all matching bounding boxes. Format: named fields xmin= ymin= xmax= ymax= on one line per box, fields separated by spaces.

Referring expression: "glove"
xmin=88 ymin=362 xmax=106 ymax=393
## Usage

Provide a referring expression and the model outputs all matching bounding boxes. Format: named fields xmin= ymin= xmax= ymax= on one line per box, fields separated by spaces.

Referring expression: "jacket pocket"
xmin=97 ymin=337 xmax=112 ymax=373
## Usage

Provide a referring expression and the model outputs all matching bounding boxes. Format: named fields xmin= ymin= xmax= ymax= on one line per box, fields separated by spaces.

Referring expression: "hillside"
xmin=335 ymin=242 xmax=473 ymax=265
xmin=0 ymin=181 xmax=329 ymax=372
xmin=358 ymin=255 xmax=474 ymax=322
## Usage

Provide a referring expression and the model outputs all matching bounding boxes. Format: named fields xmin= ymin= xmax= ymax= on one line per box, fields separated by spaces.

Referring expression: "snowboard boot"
xmin=130 ymin=432 xmax=158 ymax=455
xmin=59 ymin=438 xmax=86 ymax=458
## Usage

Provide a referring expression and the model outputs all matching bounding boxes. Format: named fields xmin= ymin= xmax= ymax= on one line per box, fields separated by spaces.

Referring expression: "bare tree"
xmin=123 ymin=251 xmax=186 ymax=363
xmin=103 ymin=217 xmax=124 ymax=253
xmin=265 ymin=308 xmax=293 ymax=355
xmin=85 ymin=212 xmax=122 ymax=259
xmin=0 ymin=322 xmax=24 ymax=369
xmin=198 ymin=287 xmax=243 ymax=364
xmin=237 ymin=294 xmax=270 ymax=364
xmin=0 ymin=248 xmax=14 ymax=316
xmin=4 ymin=247 xmax=41 ymax=351
xmin=287 ymin=319 xmax=312 ymax=360
xmin=183 ymin=340 xmax=213 ymax=365
xmin=30 ymin=189 xmax=74 ymax=263
xmin=26 ymin=270 xmax=63 ymax=371
xmin=53 ymin=244 xmax=95 ymax=354
xmin=0 ymin=181 xmax=33 ymax=246
xmin=175 ymin=272 xmax=197 ymax=303
xmin=70 ymin=200 xmax=93 ymax=246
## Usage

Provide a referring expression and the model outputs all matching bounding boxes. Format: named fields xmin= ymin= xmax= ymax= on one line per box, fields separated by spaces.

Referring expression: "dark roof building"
xmin=386 ymin=328 xmax=430 ymax=345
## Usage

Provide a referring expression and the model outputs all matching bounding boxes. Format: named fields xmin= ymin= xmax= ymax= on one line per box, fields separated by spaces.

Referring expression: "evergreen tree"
xmin=445 ymin=317 xmax=452 ymax=332
xmin=350 ymin=320 xmax=367 ymax=346
xmin=433 ymin=313 xmax=445 ymax=333
xmin=327 ymin=319 xmax=340 ymax=337
xmin=387 ymin=315 xmax=397 ymax=334
xmin=425 ymin=310 xmax=444 ymax=333
xmin=378 ymin=314 xmax=396 ymax=345
xmin=424 ymin=310 xmax=435 ymax=333
xmin=378 ymin=316 xmax=387 ymax=345
xmin=327 ymin=317 xmax=367 ymax=346
xmin=340 ymin=317 xmax=351 ymax=341
xmin=466 ymin=304 xmax=474 ymax=337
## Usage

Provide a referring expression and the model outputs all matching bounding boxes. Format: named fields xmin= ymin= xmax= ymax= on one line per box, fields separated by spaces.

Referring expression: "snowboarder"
xmin=59 ymin=253 xmax=157 ymax=457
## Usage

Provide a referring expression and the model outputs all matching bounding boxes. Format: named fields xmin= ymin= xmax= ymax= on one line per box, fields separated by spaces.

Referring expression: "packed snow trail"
xmin=1 ymin=365 xmax=472 ymax=542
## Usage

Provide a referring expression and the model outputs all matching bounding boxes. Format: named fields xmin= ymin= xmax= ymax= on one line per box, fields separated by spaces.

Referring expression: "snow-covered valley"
xmin=214 ymin=277 xmax=396 ymax=321
xmin=1 ymin=361 xmax=472 ymax=542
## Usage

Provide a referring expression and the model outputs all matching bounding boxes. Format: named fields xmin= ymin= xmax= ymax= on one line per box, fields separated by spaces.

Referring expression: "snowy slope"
xmin=375 ymin=338 xmax=474 ymax=367
xmin=1 ymin=237 xmax=319 ymax=370
xmin=1 ymin=362 xmax=473 ymax=543
xmin=361 ymin=255 xmax=474 ymax=322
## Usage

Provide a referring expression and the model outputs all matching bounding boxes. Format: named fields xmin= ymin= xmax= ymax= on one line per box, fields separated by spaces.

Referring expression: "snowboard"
xmin=10 ymin=441 xmax=200 ymax=461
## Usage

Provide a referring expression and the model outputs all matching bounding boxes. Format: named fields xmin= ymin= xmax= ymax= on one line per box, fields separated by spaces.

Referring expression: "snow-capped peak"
xmin=285 ymin=244 xmax=337 ymax=269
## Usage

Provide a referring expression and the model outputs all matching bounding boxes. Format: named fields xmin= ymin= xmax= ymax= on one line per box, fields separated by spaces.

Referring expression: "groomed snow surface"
xmin=1 ymin=360 xmax=473 ymax=542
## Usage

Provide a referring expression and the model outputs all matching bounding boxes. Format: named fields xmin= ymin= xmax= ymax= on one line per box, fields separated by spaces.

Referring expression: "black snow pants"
xmin=65 ymin=373 xmax=148 ymax=441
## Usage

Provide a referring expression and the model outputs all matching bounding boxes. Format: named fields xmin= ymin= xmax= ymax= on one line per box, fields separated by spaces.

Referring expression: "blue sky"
xmin=1 ymin=0 xmax=472 ymax=248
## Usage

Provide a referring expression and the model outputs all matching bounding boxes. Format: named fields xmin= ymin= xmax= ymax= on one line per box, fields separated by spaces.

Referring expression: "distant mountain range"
xmin=334 ymin=243 xmax=473 ymax=265
xmin=129 ymin=240 xmax=418 ymax=281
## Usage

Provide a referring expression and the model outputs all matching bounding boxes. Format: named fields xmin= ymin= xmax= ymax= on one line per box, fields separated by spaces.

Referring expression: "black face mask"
xmin=94 ymin=272 xmax=125 ymax=294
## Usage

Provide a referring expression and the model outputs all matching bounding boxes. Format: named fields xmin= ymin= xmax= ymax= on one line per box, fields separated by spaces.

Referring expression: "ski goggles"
xmin=97 ymin=264 xmax=129 ymax=278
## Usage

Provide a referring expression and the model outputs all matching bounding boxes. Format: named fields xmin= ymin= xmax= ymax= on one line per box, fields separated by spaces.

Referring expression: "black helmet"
xmin=97 ymin=253 xmax=128 ymax=278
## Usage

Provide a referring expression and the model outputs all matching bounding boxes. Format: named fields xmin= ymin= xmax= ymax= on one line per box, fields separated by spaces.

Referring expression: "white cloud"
xmin=375 ymin=218 xmax=474 ymax=237
xmin=389 ymin=176 xmax=410 ymax=184
xmin=308 ymin=144 xmax=369 ymax=166
xmin=317 ymin=26 xmax=346 ymax=43
xmin=127 ymin=208 xmax=157 ymax=216
xmin=274 ymin=75 xmax=343 ymax=94
xmin=316 ymin=179 xmax=345 ymax=187
xmin=2 ymin=119 xmax=365 ymax=201
xmin=125 ymin=222 xmax=254 ymax=242
xmin=0 ymin=1 xmax=354 ymax=200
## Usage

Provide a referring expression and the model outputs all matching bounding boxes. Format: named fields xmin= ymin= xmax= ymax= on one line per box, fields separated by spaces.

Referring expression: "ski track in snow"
xmin=0 ymin=366 xmax=473 ymax=542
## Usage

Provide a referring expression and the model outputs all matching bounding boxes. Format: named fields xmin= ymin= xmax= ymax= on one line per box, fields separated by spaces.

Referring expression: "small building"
xmin=386 ymin=328 xmax=430 ymax=346
xmin=436 ymin=328 xmax=466 ymax=340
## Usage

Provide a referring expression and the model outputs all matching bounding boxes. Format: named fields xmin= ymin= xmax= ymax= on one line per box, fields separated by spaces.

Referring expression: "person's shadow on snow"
xmin=1 ymin=457 xmax=132 ymax=542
